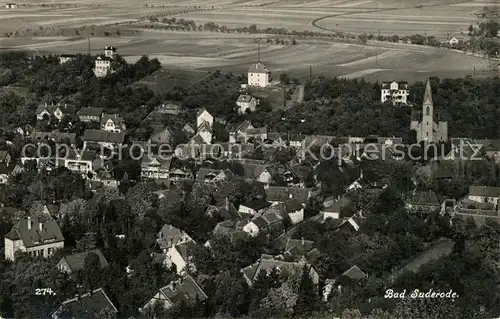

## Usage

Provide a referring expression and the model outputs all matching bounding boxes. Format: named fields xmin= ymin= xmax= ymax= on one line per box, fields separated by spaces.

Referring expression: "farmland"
xmin=0 ymin=0 xmax=496 ymax=82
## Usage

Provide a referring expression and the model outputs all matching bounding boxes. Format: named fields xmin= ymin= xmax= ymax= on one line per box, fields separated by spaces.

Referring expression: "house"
xmin=59 ymin=54 xmax=75 ymax=64
xmin=169 ymin=168 xmax=193 ymax=181
xmin=63 ymin=150 xmax=98 ymax=174
xmin=322 ymin=197 xmax=349 ymax=220
xmin=166 ymin=240 xmax=197 ymax=274
xmin=56 ymin=249 xmax=109 ymax=274
xmin=100 ymin=113 xmax=126 ymax=133
xmin=196 ymin=168 xmax=233 ymax=183
xmin=156 ymin=224 xmax=193 ymax=252
xmin=156 ymin=102 xmax=182 ymax=115
xmin=141 ymin=155 xmax=172 ymax=180
xmin=104 ymin=46 xmax=117 ymax=59
xmin=341 ymin=265 xmax=368 ymax=282
xmin=406 ymin=190 xmax=443 ymax=213
xmin=284 ymin=198 xmax=304 ymax=224
xmin=140 ymin=276 xmax=207 ymax=312
xmin=197 ymin=121 xmax=213 ymax=144
xmin=77 ymin=107 xmax=103 ymax=123
xmin=5 ymin=3 xmax=16 ymax=9
xmin=468 ymin=186 xmax=500 ymax=207
xmin=94 ymin=54 xmax=113 ymax=78
xmin=240 ymin=254 xmax=319 ymax=287
xmin=410 ymin=77 xmax=448 ymax=143
xmin=380 ymin=81 xmax=409 ymax=105
xmin=237 ymin=164 xmax=272 ymax=184
xmin=197 ymin=108 xmax=213 ymax=129
xmin=36 ymin=103 xmax=67 ymax=121
xmin=248 ymin=63 xmax=271 ymax=88
xmin=238 ymin=199 xmax=271 ymax=215
xmin=236 ymin=94 xmax=258 ymax=114
xmin=93 ymin=170 xmax=119 ymax=188
xmin=475 ymin=139 xmax=500 ymax=162
xmin=206 ymin=198 xmax=243 ymax=220
xmin=82 ymin=130 xmax=125 ymax=150
xmin=265 ymin=186 xmax=310 ymax=206
xmin=448 ymin=202 xmax=500 ymax=227
xmin=50 ymin=288 xmax=117 ymax=319
xmin=213 ymin=220 xmax=248 ymax=241
xmin=4 ymin=216 xmax=64 ymax=261
xmin=242 ymin=210 xmax=285 ymax=237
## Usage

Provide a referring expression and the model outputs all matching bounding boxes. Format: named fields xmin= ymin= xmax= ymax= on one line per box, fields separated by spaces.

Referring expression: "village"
xmin=0 ymin=44 xmax=498 ymax=319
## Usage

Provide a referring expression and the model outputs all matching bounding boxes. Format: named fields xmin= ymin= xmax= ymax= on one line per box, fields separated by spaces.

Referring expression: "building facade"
xmin=381 ymin=81 xmax=409 ymax=105
xmin=248 ymin=63 xmax=271 ymax=87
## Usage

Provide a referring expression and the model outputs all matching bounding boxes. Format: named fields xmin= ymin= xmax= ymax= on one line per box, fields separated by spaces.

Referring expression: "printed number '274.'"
xmin=35 ymin=288 xmax=56 ymax=296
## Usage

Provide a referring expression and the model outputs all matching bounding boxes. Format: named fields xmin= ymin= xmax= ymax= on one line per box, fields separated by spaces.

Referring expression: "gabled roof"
xmin=197 ymin=120 xmax=213 ymax=133
xmin=0 ymin=150 xmax=10 ymax=162
xmin=469 ymin=186 xmax=500 ymax=198
xmin=265 ymin=187 xmax=310 ymax=204
xmin=197 ymin=107 xmax=212 ymax=118
xmin=141 ymin=155 xmax=172 ymax=171
xmin=191 ymin=133 xmax=208 ymax=144
xmin=241 ymin=199 xmax=271 ymax=211
xmin=175 ymin=240 xmax=197 ymax=262
xmin=100 ymin=113 xmax=124 ymax=127
xmin=241 ymin=255 xmax=313 ymax=284
xmin=5 ymin=216 xmax=64 ymax=248
xmin=77 ymin=107 xmax=104 ymax=117
xmin=59 ymin=249 xmax=109 ymax=272
xmin=158 ymin=275 xmax=207 ymax=307
xmin=31 ymin=131 xmax=77 ymax=144
xmin=66 ymin=150 xmax=96 ymax=162
xmin=235 ymin=120 xmax=254 ymax=133
xmin=158 ymin=224 xmax=182 ymax=241
xmin=238 ymin=164 xmax=268 ymax=179
xmin=104 ymin=46 xmax=117 ymax=52
xmin=341 ymin=265 xmax=367 ymax=281
xmin=51 ymin=288 xmax=117 ymax=318
xmin=284 ymin=198 xmax=303 ymax=213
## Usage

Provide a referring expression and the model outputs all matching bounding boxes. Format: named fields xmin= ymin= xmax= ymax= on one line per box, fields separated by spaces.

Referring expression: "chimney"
xmin=225 ymin=197 xmax=229 ymax=210
xmin=39 ymin=222 xmax=43 ymax=232
xmin=27 ymin=216 xmax=32 ymax=230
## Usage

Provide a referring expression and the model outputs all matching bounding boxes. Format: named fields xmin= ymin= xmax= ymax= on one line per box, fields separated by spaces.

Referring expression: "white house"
xmin=94 ymin=55 xmax=113 ymax=78
xmin=156 ymin=224 xmax=193 ymax=252
xmin=248 ymin=63 xmax=271 ymax=88
xmin=36 ymin=103 xmax=67 ymax=121
xmin=100 ymin=114 xmax=126 ymax=133
xmin=59 ymin=54 xmax=75 ymax=64
xmin=4 ymin=216 xmax=65 ymax=261
xmin=63 ymin=150 xmax=97 ymax=175
xmin=5 ymin=3 xmax=17 ymax=9
xmin=448 ymin=37 xmax=459 ymax=47
xmin=197 ymin=108 xmax=213 ymax=129
xmin=166 ymin=240 xmax=197 ymax=275
xmin=284 ymin=199 xmax=304 ymax=224
xmin=236 ymin=94 xmax=258 ymax=114
xmin=380 ymin=81 xmax=409 ymax=105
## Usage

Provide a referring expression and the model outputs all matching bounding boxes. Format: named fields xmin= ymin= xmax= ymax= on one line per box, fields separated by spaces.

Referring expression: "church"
xmin=410 ymin=78 xmax=448 ymax=143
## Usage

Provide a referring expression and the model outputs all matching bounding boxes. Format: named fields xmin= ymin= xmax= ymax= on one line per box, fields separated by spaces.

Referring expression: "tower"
xmin=421 ymin=78 xmax=434 ymax=141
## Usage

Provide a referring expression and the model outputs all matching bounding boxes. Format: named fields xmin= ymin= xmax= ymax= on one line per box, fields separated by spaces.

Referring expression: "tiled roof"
xmin=175 ymin=240 xmax=197 ymax=262
xmin=77 ymin=107 xmax=104 ymax=117
xmin=5 ymin=216 xmax=64 ymax=248
xmin=31 ymin=131 xmax=76 ymax=144
xmin=248 ymin=63 xmax=268 ymax=74
xmin=408 ymin=190 xmax=442 ymax=206
xmin=265 ymin=187 xmax=310 ymax=204
xmin=284 ymin=198 xmax=303 ymax=213
xmin=241 ymin=199 xmax=271 ymax=211
xmin=159 ymin=275 xmax=207 ymax=306
xmin=469 ymin=186 xmax=500 ymax=198
xmin=141 ymin=155 xmax=172 ymax=171
xmin=238 ymin=164 xmax=268 ymax=179
xmin=235 ymin=120 xmax=254 ymax=133
xmin=100 ymin=113 xmax=124 ymax=128
xmin=341 ymin=265 xmax=367 ymax=281
xmin=51 ymin=288 xmax=117 ymax=318
xmin=60 ymin=249 xmax=109 ymax=272
xmin=82 ymin=130 xmax=125 ymax=144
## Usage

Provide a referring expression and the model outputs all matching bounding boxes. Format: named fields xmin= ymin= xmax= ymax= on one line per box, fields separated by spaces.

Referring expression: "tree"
xmin=468 ymin=24 xmax=474 ymax=35
xmin=294 ymin=265 xmax=319 ymax=315
xmin=341 ymin=308 xmax=362 ymax=319
xmin=79 ymin=252 xmax=102 ymax=291
xmin=257 ymin=282 xmax=297 ymax=317
xmin=280 ymin=73 xmax=290 ymax=85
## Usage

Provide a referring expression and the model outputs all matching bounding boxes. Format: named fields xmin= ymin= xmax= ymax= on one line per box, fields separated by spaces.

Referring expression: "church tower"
xmin=421 ymin=78 xmax=434 ymax=141
xmin=410 ymin=77 xmax=448 ymax=143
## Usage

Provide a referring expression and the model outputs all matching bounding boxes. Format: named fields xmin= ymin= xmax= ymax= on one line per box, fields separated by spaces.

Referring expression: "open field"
xmin=1 ymin=31 xmax=493 ymax=83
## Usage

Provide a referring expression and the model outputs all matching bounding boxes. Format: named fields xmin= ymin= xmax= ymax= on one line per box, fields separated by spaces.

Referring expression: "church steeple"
xmin=423 ymin=77 xmax=433 ymax=107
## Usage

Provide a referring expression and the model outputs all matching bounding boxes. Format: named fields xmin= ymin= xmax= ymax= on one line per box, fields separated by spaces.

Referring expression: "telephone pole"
xmin=257 ymin=40 xmax=260 ymax=63
xmin=309 ymin=65 xmax=312 ymax=81
xmin=87 ymin=35 xmax=91 ymax=55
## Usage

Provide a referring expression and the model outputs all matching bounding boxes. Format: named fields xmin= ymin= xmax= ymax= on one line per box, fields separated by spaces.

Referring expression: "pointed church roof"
xmin=423 ymin=77 xmax=433 ymax=106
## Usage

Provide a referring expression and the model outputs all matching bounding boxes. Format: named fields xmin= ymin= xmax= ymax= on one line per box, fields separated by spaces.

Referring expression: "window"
xmin=426 ymin=107 xmax=430 ymax=115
